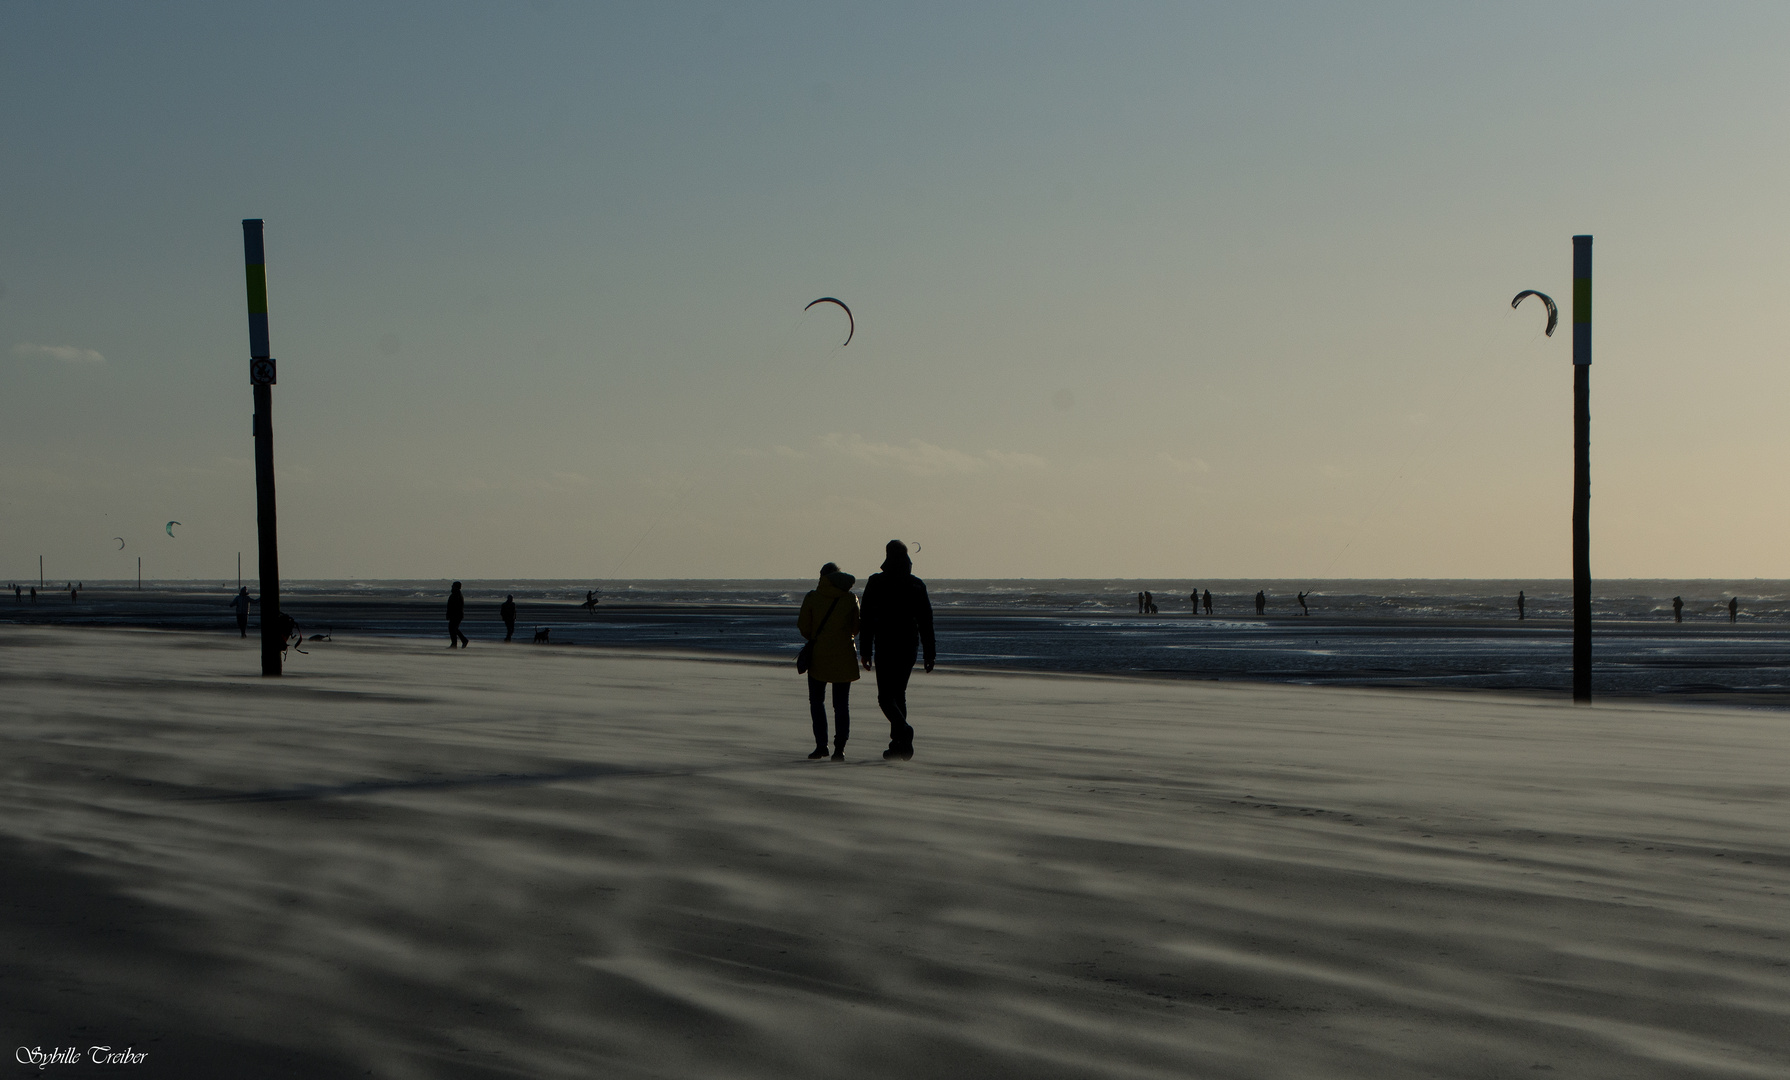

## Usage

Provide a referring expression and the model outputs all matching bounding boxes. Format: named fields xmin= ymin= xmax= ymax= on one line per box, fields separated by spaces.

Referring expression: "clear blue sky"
xmin=5 ymin=3 xmax=1789 ymax=580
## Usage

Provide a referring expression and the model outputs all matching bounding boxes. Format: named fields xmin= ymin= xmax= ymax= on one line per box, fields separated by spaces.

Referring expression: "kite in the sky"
xmin=166 ymin=521 xmax=181 ymax=537
xmin=1511 ymin=290 xmax=1558 ymax=337
xmin=804 ymin=297 xmax=854 ymax=346
xmin=114 ymin=537 xmax=125 ymax=550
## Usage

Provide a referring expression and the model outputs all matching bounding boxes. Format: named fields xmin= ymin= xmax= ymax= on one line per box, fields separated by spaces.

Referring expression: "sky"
xmin=4 ymin=2 xmax=1790 ymax=581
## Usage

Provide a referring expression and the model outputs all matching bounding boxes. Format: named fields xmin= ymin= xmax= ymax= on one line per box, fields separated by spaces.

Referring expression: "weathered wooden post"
xmin=242 ymin=219 xmax=283 ymax=676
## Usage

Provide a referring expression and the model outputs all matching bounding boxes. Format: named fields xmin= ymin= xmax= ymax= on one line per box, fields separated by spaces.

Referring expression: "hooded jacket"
xmin=797 ymin=570 xmax=861 ymax=683
xmin=858 ymin=551 xmax=935 ymax=665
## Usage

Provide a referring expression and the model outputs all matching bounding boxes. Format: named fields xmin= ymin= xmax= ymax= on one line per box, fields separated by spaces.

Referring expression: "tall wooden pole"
xmin=242 ymin=219 xmax=282 ymax=676
xmin=1571 ymin=235 xmax=1592 ymax=703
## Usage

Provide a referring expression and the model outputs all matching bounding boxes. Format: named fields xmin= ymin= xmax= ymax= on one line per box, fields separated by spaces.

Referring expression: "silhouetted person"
xmin=278 ymin=612 xmax=301 ymax=658
xmin=1145 ymin=590 xmax=1157 ymax=614
xmin=1203 ymin=589 xmax=1212 ymax=614
xmin=230 ymin=587 xmax=252 ymax=638
xmin=30 ymin=587 xmax=36 ymax=603
xmin=70 ymin=586 xmax=77 ymax=603
xmin=1190 ymin=590 xmax=1198 ymax=615
xmin=1517 ymin=590 xmax=1525 ymax=620
xmin=447 ymin=581 xmax=469 ymax=647
xmin=582 ymin=589 xmax=599 ymax=613
xmin=798 ymin=562 xmax=860 ymax=761
xmin=501 ymin=594 xmax=517 ymax=641
xmin=1730 ymin=596 xmax=1739 ymax=623
xmin=1297 ymin=591 xmax=1309 ymax=616
xmin=1672 ymin=596 xmax=1684 ymax=623
xmin=859 ymin=540 xmax=935 ymax=761
xmin=1255 ymin=590 xmax=1266 ymax=616
xmin=1137 ymin=591 xmax=1145 ymax=614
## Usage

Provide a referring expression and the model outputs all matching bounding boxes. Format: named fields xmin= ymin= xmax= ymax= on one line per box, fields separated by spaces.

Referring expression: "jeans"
xmin=874 ymin=652 xmax=916 ymax=749
xmin=808 ymin=679 xmax=849 ymax=748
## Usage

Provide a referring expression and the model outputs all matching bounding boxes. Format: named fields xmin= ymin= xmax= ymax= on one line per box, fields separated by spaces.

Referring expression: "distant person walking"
xmin=1730 ymin=596 xmax=1739 ymax=623
xmin=1145 ymin=590 xmax=1157 ymax=614
xmin=447 ymin=581 xmax=470 ymax=647
xmin=29 ymin=587 xmax=36 ymax=603
xmin=798 ymin=563 xmax=860 ymax=761
xmin=1137 ymin=591 xmax=1145 ymax=614
xmin=1189 ymin=590 xmax=1199 ymax=615
xmin=582 ymin=590 xmax=599 ymax=614
xmin=1203 ymin=589 xmax=1213 ymax=614
xmin=1297 ymin=591 xmax=1310 ymax=616
xmin=1672 ymin=596 xmax=1684 ymax=623
xmin=501 ymin=594 xmax=517 ymax=641
xmin=1255 ymin=590 xmax=1266 ymax=616
xmin=859 ymin=540 xmax=935 ymax=761
xmin=1517 ymin=590 xmax=1525 ymax=621
xmin=230 ymin=587 xmax=253 ymax=638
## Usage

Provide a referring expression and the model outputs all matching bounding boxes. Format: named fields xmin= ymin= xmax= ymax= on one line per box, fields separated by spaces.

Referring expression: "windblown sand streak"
xmin=2 ymin=626 xmax=1786 ymax=1078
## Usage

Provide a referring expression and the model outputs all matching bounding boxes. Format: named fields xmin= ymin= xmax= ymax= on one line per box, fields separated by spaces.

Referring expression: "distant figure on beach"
xmin=1203 ymin=589 xmax=1213 ymax=614
xmin=30 ymin=587 xmax=36 ymax=602
xmin=230 ymin=587 xmax=253 ymax=638
xmin=447 ymin=582 xmax=470 ymax=647
xmin=1137 ymin=591 xmax=1145 ymax=614
xmin=70 ymin=585 xmax=77 ymax=603
xmin=1145 ymin=590 xmax=1157 ymax=614
xmin=1255 ymin=590 xmax=1266 ymax=616
xmin=1672 ymin=596 xmax=1684 ymax=623
xmin=860 ymin=540 xmax=935 ymax=761
xmin=11 ymin=584 xmax=18 ymax=603
xmin=1297 ymin=591 xmax=1310 ymax=616
xmin=1517 ymin=590 xmax=1525 ymax=620
xmin=1730 ymin=596 xmax=1739 ymax=623
xmin=501 ymin=594 xmax=517 ymax=641
xmin=278 ymin=612 xmax=303 ymax=658
xmin=582 ymin=590 xmax=599 ymax=613
xmin=797 ymin=562 xmax=860 ymax=761
xmin=1190 ymin=590 xmax=1198 ymax=615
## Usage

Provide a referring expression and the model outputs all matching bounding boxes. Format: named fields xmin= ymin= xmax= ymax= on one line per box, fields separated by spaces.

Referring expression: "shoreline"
xmin=7 ymin=590 xmax=1790 ymax=709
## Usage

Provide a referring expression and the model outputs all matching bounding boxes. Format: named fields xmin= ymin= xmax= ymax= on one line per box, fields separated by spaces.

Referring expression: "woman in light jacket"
xmin=797 ymin=562 xmax=860 ymax=760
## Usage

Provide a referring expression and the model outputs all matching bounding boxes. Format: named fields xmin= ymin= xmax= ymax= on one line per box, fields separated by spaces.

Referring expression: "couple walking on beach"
xmin=797 ymin=539 xmax=936 ymax=762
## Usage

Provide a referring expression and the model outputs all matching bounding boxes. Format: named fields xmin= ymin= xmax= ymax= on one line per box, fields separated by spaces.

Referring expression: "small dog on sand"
xmin=532 ymin=628 xmax=550 ymax=643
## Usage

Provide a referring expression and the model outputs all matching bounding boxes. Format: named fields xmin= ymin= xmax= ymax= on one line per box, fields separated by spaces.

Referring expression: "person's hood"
xmin=879 ymin=551 xmax=912 ymax=575
xmin=819 ymin=570 xmax=856 ymax=593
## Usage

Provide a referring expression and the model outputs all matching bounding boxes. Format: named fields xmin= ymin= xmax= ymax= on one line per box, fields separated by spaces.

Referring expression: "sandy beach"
xmin=4 ymin=625 xmax=1788 ymax=1078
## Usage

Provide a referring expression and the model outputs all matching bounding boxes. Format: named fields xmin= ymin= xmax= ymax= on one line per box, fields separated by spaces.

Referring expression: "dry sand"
xmin=2 ymin=626 xmax=1787 ymax=1079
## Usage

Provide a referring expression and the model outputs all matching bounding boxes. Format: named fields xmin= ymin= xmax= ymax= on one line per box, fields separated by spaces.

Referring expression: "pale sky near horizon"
xmin=5 ymin=3 xmax=1789 ymax=581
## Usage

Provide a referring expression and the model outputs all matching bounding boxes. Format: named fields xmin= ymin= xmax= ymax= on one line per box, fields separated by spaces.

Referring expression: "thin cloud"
xmin=742 ymin=435 xmax=1047 ymax=475
xmin=818 ymin=433 xmax=1046 ymax=476
xmin=14 ymin=342 xmax=104 ymax=364
xmin=1156 ymin=452 xmax=1211 ymax=474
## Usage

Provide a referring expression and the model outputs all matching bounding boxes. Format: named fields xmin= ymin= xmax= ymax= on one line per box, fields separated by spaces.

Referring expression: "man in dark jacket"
xmin=447 ymin=581 xmax=469 ymax=647
xmin=858 ymin=539 xmax=935 ymax=760
xmin=500 ymin=594 xmax=517 ymax=641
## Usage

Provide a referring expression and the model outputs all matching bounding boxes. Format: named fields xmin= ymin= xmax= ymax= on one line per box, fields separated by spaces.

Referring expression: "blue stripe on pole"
xmin=247 ymin=314 xmax=270 ymax=359
xmin=241 ymin=219 xmax=265 ymax=265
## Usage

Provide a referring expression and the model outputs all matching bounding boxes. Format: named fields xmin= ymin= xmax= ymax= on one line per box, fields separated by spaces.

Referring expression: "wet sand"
xmin=11 ymin=587 xmax=1790 ymax=705
xmin=3 ymin=625 xmax=1788 ymax=1078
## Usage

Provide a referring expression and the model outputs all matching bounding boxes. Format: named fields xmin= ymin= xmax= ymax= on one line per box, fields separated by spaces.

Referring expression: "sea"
xmin=12 ymin=578 xmax=1790 ymax=704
